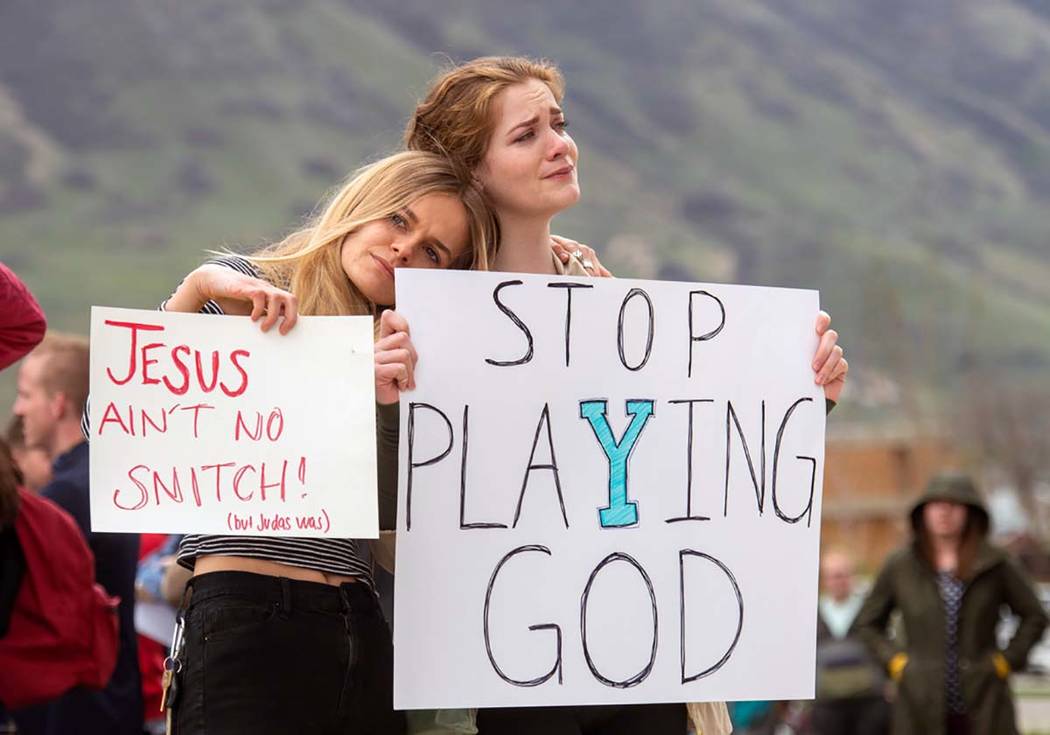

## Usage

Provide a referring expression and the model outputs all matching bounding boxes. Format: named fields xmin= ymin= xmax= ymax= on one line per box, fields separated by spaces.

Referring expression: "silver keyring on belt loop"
xmin=166 ymin=614 xmax=186 ymax=673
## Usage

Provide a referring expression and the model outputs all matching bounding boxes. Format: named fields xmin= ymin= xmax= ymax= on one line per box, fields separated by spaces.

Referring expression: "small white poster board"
xmin=393 ymin=270 xmax=826 ymax=709
xmin=89 ymin=307 xmax=378 ymax=538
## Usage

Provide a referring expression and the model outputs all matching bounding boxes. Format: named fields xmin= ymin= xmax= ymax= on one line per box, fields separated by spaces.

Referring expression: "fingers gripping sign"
xmin=186 ymin=264 xmax=299 ymax=335
xmin=375 ymin=310 xmax=418 ymax=405
xmin=811 ymin=311 xmax=847 ymax=404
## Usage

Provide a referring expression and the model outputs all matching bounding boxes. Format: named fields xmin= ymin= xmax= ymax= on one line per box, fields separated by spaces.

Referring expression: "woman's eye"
xmin=390 ymin=213 xmax=408 ymax=229
xmin=425 ymin=246 xmax=440 ymax=264
xmin=514 ymin=130 xmax=535 ymax=144
xmin=555 ymin=119 xmax=569 ymax=131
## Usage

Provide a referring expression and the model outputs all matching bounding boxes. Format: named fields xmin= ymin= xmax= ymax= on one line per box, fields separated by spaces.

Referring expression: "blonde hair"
xmin=406 ymin=56 xmax=565 ymax=174
xmin=29 ymin=332 xmax=90 ymax=417
xmin=247 ymin=151 xmax=497 ymax=316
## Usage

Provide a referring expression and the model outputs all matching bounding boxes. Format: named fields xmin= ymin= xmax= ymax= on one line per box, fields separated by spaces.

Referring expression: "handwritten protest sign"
xmin=393 ymin=270 xmax=826 ymax=709
xmin=89 ymin=307 xmax=378 ymax=538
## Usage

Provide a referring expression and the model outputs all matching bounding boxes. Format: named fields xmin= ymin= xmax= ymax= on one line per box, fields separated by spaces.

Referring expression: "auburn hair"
xmin=405 ymin=56 xmax=565 ymax=175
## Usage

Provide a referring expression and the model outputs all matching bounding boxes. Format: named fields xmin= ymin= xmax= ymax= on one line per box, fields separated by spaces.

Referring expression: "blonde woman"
xmin=165 ymin=151 xmax=497 ymax=735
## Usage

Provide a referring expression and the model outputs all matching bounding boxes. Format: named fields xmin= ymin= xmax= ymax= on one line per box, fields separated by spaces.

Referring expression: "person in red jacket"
xmin=0 ymin=262 xmax=45 ymax=645
xmin=11 ymin=334 xmax=143 ymax=735
xmin=0 ymin=264 xmax=46 ymax=731
xmin=0 ymin=264 xmax=46 ymax=371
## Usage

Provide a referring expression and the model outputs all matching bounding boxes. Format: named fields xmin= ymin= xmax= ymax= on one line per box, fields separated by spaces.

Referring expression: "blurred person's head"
xmin=820 ymin=550 xmax=855 ymax=602
xmin=922 ymin=500 xmax=969 ymax=541
xmin=406 ymin=56 xmax=580 ymax=222
xmin=911 ymin=472 xmax=989 ymax=578
xmin=6 ymin=415 xmax=52 ymax=492
xmin=251 ymin=150 xmax=497 ymax=312
xmin=12 ymin=332 xmax=89 ymax=460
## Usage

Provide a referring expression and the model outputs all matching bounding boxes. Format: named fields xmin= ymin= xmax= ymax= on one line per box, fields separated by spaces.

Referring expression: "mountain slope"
xmin=0 ymin=0 xmax=1047 ymax=416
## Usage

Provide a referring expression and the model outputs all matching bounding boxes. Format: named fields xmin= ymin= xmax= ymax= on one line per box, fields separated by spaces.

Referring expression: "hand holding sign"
xmin=813 ymin=312 xmax=848 ymax=402
xmin=168 ymin=263 xmax=299 ymax=334
xmin=375 ymin=310 xmax=418 ymax=404
xmin=89 ymin=307 xmax=378 ymax=537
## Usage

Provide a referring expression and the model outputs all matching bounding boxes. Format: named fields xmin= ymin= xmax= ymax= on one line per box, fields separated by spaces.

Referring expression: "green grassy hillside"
xmin=1 ymin=0 xmax=1048 ymax=418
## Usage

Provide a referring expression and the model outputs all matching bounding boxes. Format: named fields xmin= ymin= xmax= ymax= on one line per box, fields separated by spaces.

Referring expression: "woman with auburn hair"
xmin=853 ymin=473 xmax=1047 ymax=735
xmin=404 ymin=56 xmax=847 ymax=735
xmin=157 ymin=150 xmax=497 ymax=735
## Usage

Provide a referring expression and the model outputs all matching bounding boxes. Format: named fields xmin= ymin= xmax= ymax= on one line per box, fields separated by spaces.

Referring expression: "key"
xmin=160 ymin=668 xmax=173 ymax=712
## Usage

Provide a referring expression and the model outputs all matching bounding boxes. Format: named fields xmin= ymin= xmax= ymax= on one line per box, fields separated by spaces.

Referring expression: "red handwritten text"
xmin=111 ymin=456 xmax=308 ymax=510
xmin=97 ymin=401 xmax=215 ymax=438
xmin=225 ymin=508 xmax=331 ymax=534
xmin=103 ymin=320 xmax=251 ymax=398
xmin=234 ymin=408 xmax=285 ymax=442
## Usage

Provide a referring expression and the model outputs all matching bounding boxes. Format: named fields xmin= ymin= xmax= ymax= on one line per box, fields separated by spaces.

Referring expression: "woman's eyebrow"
xmin=431 ymin=239 xmax=452 ymax=259
xmin=507 ymin=115 xmax=539 ymax=135
xmin=507 ymin=107 xmax=563 ymax=136
xmin=404 ymin=205 xmax=452 ymax=258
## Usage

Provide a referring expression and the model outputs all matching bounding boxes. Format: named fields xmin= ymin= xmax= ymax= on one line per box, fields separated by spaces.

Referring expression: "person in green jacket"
xmin=852 ymin=472 xmax=1048 ymax=735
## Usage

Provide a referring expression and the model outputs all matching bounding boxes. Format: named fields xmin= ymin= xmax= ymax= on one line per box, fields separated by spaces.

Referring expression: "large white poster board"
xmin=89 ymin=307 xmax=378 ymax=538
xmin=393 ymin=270 xmax=826 ymax=709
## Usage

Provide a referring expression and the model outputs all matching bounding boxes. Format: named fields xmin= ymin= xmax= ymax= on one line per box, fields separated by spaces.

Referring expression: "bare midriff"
xmin=193 ymin=555 xmax=359 ymax=586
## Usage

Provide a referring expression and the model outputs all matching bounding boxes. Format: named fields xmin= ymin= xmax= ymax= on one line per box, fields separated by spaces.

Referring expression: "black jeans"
xmin=476 ymin=703 xmax=686 ymax=734
xmin=172 ymin=571 xmax=404 ymax=735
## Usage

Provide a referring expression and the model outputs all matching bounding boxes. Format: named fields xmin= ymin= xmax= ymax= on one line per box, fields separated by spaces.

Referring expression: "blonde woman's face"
xmin=476 ymin=78 xmax=580 ymax=218
xmin=339 ymin=193 xmax=470 ymax=306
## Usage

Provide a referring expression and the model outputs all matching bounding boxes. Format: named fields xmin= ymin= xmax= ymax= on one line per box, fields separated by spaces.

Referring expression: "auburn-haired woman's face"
xmin=476 ymin=78 xmax=580 ymax=218
xmin=923 ymin=500 xmax=968 ymax=540
xmin=340 ymin=193 xmax=470 ymax=306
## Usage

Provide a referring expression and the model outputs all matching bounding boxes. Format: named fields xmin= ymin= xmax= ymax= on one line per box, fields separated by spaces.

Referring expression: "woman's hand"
xmin=551 ymin=235 xmax=613 ymax=277
xmin=170 ymin=265 xmax=299 ymax=334
xmin=813 ymin=311 xmax=848 ymax=403
xmin=374 ymin=310 xmax=418 ymax=405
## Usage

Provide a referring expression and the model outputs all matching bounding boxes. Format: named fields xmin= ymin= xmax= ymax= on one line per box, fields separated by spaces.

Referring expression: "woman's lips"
xmin=372 ymin=254 xmax=395 ymax=279
xmin=544 ymin=165 xmax=575 ymax=180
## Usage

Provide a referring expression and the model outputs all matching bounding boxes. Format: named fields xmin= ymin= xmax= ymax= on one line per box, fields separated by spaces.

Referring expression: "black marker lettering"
xmin=680 ymin=550 xmax=744 ymax=683
xmin=485 ymin=280 xmax=534 ymax=367
xmin=772 ymin=398 xmax=817 ymax=527
xmin=483 ymin=545 xmax=563 ymax=687
xmin=513 ymin=403 xmax=568 ymax=529
xmin=688 ymin=290 xmax=725 ymax=378
xmin=406 ymin=402 xmax=454 ymax=531
xmin=666 ymin=399 xmax=714 ymax=523
xmin=548 ymin=282 xmax=593 ymax=367
xmin=460 ymin=404 xmax=507 ymax=530
xmin=723 ymin=400 xmax=765 ymax=517
xmin=617 ymin=288 xmax=655 ymax=372
xmin=580 ymin=552 xmax=658 ymax=689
